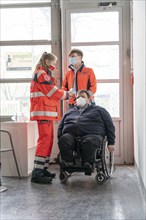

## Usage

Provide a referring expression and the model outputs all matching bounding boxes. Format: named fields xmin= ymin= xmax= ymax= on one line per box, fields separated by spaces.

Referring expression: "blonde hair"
xmin=35 ymin=52 xmax=57 ymax=70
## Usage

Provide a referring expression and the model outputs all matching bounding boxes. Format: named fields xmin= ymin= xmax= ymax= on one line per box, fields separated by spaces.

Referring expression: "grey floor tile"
xmin=0 ymin=165 xmax=146 ymax=220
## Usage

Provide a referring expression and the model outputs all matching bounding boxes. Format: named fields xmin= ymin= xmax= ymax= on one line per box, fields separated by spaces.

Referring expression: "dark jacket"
xmin=58 ymin=105 xmax=115 ymax=145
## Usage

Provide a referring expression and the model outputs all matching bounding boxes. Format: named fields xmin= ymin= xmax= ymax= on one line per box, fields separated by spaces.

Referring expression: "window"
xmin=0 ymin=1 xmax=52 ymax=118
xmin=71 ymin=12 xmax=119 ymax=42
xmin=1 ymin=7 xmax=51 ymax=41
xmin=76 ymin=45 xmax=119 ymax=80
xmin=1 ymin=83 xmax=30 ymax=117
xmin=1 ymin=0 xmax=51 ymax=3
xmin=70 ymin=11 xmax=120 ymax=117
xmin=1 ymin=45 xmax=51 ymax=79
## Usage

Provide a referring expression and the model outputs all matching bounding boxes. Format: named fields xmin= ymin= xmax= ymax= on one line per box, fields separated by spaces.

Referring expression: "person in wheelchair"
xmin=57 ymin=90 xmax=115 ymax=174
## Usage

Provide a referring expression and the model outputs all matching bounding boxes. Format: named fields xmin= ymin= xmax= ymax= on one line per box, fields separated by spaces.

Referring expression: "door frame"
xmin=61 ymin=0 xmax=133 ymax=164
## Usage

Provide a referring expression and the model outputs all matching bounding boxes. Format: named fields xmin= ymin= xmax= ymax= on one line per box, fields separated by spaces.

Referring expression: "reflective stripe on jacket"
xmin=30 ymin=67 xmax=67 ymax=121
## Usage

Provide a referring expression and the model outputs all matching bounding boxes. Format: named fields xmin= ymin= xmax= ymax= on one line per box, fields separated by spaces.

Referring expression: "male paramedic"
xmin=62 ymin=49 xmax=97 ymax=107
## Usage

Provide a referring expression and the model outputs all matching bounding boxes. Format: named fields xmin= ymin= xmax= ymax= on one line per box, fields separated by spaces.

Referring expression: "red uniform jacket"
xmin=30 ymin=67 xmax=66 ymax=121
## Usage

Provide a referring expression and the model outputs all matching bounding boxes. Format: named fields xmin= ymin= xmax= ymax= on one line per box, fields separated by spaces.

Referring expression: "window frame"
xmin=0 ymin=2 xmax=52 ymax=83
xmin=0 ymin=0 xmax=61 ymax=116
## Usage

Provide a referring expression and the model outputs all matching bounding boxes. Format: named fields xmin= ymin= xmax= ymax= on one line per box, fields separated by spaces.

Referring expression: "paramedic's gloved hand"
xmin=107 ymin=145 xmax=115 ymax=152
xmin=68 ymin=88 xmax=76 ymax=97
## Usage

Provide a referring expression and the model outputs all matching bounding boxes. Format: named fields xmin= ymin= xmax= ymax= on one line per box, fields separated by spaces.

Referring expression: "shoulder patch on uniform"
xmin=44 ymin=75 xmax=51 ymax=81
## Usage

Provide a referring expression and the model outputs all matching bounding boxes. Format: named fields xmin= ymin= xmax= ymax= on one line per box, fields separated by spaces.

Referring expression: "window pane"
xmin=1 ymin=7 xmax=51 ymax=40
xmin=94 ymin=83 xmax=120 ymax=117
xmin=1 ymin=0 xmax=50 ymax=3
xmin=0 ymin=45 xmax=51 ymax=79
xmin=71 ymin=12 xmax=119 ymax=42
xmin=0 ymin=83 xmax=30 ymax=117
xmin=75 ymin=45 xmax=119 ymax=79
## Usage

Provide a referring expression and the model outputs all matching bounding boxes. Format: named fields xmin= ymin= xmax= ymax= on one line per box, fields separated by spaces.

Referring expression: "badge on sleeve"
xmin=44 ymin=75 xmax=51 ymax=81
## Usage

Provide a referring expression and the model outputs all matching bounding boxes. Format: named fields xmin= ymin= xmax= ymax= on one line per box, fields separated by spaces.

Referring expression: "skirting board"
xmin=134 ymin=160 xmax=146 ymax=203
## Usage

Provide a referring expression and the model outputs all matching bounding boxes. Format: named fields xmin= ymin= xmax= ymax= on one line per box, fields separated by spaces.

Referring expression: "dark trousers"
xmin=58 ymin=133 xmax=102 ymax=164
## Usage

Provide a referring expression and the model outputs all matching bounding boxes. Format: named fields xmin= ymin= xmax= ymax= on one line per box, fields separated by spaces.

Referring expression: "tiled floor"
xmin=0 ymin=165 xmax=146 ymax=220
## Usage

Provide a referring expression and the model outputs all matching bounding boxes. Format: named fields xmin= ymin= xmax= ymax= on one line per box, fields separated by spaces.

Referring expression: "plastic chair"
xmin=0 ymin=129 xmax=21 ymax=179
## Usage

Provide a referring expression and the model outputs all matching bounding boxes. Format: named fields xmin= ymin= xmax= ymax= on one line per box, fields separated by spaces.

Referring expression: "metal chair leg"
xmin=8 ymin=131 xmax=21 ymax=179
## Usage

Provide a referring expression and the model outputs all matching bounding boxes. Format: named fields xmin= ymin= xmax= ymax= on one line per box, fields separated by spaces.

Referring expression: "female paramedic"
xmin=30 ymin=52 xmax=72 ymax=184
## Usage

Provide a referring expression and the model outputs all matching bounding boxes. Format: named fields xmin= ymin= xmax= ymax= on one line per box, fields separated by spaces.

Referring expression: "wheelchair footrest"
xmin=60 ymin=164 xmax=94 ymax=174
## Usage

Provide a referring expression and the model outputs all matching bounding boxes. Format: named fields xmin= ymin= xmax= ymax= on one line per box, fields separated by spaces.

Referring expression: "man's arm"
xmin=61 ymin=74 xmax=68 ymax=91
xmin=101 ymin=108 xmax=116 ymax=149
xmin=88 ymin=68 xmax=97 ymax=94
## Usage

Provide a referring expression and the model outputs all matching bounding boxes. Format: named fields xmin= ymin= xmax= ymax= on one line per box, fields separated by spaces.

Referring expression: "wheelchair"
xmin=59 ymin=137 xmax=114 ymax=184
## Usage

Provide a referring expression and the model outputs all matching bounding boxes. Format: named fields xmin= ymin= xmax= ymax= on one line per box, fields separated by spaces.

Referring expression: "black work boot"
xmin=31 ymin=169 xmax=52 ymax=184
xmin=83 ymin=162 xmax=93 ymax=176
xmin=44 ymin=156 xmax=56 ymax=178
xmin=43 ymin=169 xmax=56 ymax=178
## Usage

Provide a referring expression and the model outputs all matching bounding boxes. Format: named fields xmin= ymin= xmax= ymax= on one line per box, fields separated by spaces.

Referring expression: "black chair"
xmin=0 ymin=129 xmax=21 ymax=179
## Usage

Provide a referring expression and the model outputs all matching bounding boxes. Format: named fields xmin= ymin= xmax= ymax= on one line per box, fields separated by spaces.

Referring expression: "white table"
xmin=1 ymin=121 xmax=38 ymax=177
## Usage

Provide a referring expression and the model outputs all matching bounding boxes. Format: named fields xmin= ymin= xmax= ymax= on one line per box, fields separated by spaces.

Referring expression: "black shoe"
xmin=31 ymin=176 xmax=52 ymax=184
xmin=85 ymin=171 xmax=92 ymax=176
xmin=43 ymin=169 xmax=56 ymax=178
xmin=31 ymin=168 xmax=52 ymax=184
xmin=83 ymin=162 xmax=93 ymax=175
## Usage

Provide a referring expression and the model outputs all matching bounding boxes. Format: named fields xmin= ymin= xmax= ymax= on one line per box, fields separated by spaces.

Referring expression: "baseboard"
xmin=134 ymin=160 xmax=146 ymax=203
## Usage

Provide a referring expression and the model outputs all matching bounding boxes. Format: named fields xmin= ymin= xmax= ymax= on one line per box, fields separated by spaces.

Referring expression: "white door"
xmin=62 ymin=2 xmax=133 ymax=164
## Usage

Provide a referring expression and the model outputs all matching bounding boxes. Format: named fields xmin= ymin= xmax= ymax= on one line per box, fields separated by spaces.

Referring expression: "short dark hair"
xmin=77 ymin=90 xmax=90 ymax=98
xmin=69 ymin=49 xmax=83 ymax=58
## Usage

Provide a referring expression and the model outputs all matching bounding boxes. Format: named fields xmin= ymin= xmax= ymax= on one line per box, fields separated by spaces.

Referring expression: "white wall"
xmin=133 ymin=0 xmax=146 ymax=192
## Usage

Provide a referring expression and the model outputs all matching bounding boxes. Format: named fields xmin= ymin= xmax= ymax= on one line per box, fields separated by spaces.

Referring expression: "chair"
xmin=0 ymin=129 xmax=21 ymax=179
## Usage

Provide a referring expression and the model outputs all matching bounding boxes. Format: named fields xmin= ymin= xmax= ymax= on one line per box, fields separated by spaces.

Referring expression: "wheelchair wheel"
xmin=59 ymin=172 xmax=68 ymax=183
xmin=105 ymin=150 xmax=115 ymax=176
xmin=95 ymin=172 xmax=106 ymax=184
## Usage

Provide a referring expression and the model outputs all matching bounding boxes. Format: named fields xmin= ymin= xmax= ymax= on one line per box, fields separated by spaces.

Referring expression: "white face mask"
xmin=76 ymin=97 xmax=87 ymax=107
xmin=69 ymin=57 xmax=77 ymax=65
